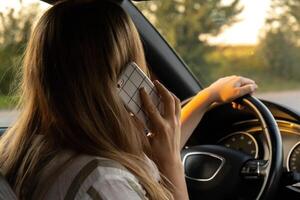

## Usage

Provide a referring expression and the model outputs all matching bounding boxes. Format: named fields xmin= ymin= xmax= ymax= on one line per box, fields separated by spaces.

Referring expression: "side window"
xmin=0 ymin=1 xmax=50 ymax=127
xmin=135 ymin=0 xmax=300 ymax=111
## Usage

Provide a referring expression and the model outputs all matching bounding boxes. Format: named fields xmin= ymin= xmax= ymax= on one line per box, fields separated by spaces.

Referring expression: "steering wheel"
xmin=181 ymin=95 xmax=283 ymax=200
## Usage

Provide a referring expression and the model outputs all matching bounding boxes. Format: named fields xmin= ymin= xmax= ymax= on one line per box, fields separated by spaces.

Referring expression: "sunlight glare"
xmin=209 ymin=0 xmax=271 ymax=45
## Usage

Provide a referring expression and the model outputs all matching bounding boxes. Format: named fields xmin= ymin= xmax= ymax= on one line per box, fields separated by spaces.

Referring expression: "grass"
xmin=204 ymin=45 xmax=300 ymax=92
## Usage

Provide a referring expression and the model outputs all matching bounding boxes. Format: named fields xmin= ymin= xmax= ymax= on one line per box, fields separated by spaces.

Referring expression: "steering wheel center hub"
xmin=183 ymin=151 xmax=225 ymax=182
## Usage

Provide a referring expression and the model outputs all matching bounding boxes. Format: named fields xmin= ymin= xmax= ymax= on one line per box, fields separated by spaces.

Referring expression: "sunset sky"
xmin=210 ymin=0 xmax=271 ymax=45
xmin=0 ymin=0 xmax=271 ymax=45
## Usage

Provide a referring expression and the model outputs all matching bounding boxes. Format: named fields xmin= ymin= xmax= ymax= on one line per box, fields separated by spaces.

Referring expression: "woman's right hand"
xmin=140 ymin=80 xmax=189 ymax=200
xmin=139 ymin=80 xmax=182 ymax=168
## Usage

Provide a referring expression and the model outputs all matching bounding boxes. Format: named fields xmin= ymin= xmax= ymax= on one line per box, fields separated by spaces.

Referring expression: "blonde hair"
xmin=0 ymin=0 xmax=173 ymax=199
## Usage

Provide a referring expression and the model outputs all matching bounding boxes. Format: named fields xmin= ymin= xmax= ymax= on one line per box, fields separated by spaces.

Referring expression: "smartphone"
xmin=117 ymin=62 xmax=162 ymax=129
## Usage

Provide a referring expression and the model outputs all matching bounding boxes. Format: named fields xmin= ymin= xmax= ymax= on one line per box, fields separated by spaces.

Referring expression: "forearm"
xmin=180 ymin=88 xmax=215 ymax=148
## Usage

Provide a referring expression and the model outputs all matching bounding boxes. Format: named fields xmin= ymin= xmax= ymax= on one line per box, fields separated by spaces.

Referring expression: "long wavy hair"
xmin=0 ymin=0 xmax=173 ymax=199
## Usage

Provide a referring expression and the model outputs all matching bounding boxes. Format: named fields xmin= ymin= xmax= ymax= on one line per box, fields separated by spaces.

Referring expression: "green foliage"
xmin=137 ymin=0 xmax=300 ymax=91
xmin=0 ymin=95 xmax=18 ymax=109
xmin=258 ymin=0 xmax=300 ymax=81
xmin=259 ymin=31 xmax=300 ymax=79
xmin=1 ymin=1 xmax=300 ymax=110
xmin=206 ymin=46 xmax=262 ymax=78
xmin=0 ymin=3 xmax=39 ymax=96
xmin=136 ymin=0 xmax=243 ymax=84
xmin=205 ymin=45 xmax=300 ymax=91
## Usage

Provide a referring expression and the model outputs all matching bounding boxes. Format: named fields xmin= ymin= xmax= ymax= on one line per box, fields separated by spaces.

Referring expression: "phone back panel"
xmin=117 ymin=62 xmax=162 ymax=129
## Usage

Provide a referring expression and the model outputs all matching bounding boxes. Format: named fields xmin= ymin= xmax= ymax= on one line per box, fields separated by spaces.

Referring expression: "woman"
xmin=0 ymin=0 xmax=257 ymax=199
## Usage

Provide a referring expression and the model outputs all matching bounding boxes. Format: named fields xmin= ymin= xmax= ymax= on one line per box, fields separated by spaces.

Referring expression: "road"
xmin=1 ymin=90 xmax=300 ymax=127
xmin=0 ymin=110 xmax=18 ymax=127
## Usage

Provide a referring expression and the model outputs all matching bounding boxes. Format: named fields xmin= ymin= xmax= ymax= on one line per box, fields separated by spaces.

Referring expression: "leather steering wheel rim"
xmin=181 ymin=95 xmax=283 ymax=200
xmin=239 ymin=95 xmax=283 ymax=199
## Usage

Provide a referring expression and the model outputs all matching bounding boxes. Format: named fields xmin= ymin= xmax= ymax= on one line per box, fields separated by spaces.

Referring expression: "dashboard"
xmin=215 ymin=119 xmax=300 ymax=171
xmin=185 ymin=99 xmax=300 ymax=195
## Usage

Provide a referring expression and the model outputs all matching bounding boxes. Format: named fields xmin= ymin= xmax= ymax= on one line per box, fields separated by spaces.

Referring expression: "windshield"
xmin=0 ymin=0 xmax=299 ymax=127
xmin=135 ymin=0 xmax=300 ymax=112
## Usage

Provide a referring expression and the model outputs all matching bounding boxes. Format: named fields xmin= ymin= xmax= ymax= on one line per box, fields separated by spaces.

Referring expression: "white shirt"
xmin=33 ymin=151 xmax=161 ymax=200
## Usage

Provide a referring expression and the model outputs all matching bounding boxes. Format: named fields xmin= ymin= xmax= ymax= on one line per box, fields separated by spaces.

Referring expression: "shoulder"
xmin=72 ymin=157 xmax=148 ymax=200
xmin=42 ymin=153 xmax=152 ymax=200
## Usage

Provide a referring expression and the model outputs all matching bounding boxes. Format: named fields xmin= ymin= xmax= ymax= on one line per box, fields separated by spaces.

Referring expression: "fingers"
xmin=139 ymin=87 xmax=163 ymax=126
xmin=231 ymin=76 xmax=257 ymax=95
xmin=232 ymin=102 xmax=245 ymax=110
xmin=140 ymin=80 xmax=180 ymax=128
xmin=154 ymin=81 xmax=175 ymax=119
xmin=131 ymin=113 xmax=147 ymax=129
xmin=171 ymin=92 xmax=181 ymax=120
xmin=238 ymin=76 xmax=255 ymax=85
xmin=238 ymin=84 xmax=258 ymax=96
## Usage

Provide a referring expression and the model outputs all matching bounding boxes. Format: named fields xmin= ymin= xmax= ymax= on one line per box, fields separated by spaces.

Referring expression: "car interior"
xmin=0 ymin=0 xmax=300 ymax=199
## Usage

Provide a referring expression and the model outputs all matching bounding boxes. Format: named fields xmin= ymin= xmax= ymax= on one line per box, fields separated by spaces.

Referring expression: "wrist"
xmin=180 ymin=87 xmax=216 ymax=124
xmin=196 ymin=87 xmax=217 ymax=107
xmin=157 ymin=156 xmax=183 ymax=172
xmin=160 ymin=162 xmax=184 ymax=177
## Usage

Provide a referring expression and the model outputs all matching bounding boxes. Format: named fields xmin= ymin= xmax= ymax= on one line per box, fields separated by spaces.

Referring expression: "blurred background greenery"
xmin=0 ymin=2 xmax=41 ymax=108
xmin=0 ymin=0 xmax=300 ymax=109
xmin=136 ymin=0 xmax=300 ymax=89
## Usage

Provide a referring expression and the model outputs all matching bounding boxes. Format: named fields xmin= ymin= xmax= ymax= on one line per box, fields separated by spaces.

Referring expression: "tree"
xmin=258 ymin=0 xmax=300 ymax=80
xmin=136 ymin=0 xmax=243 ymax=84
xmin=0 ymin=2 xmax=40 ymax=96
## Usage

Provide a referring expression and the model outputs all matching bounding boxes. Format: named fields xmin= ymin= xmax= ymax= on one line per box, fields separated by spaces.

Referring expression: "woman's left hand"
xmin=179 ymin=75 xmax=257 ymax=150
xmin=205 ymin=75 xmax=258 ymax=104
